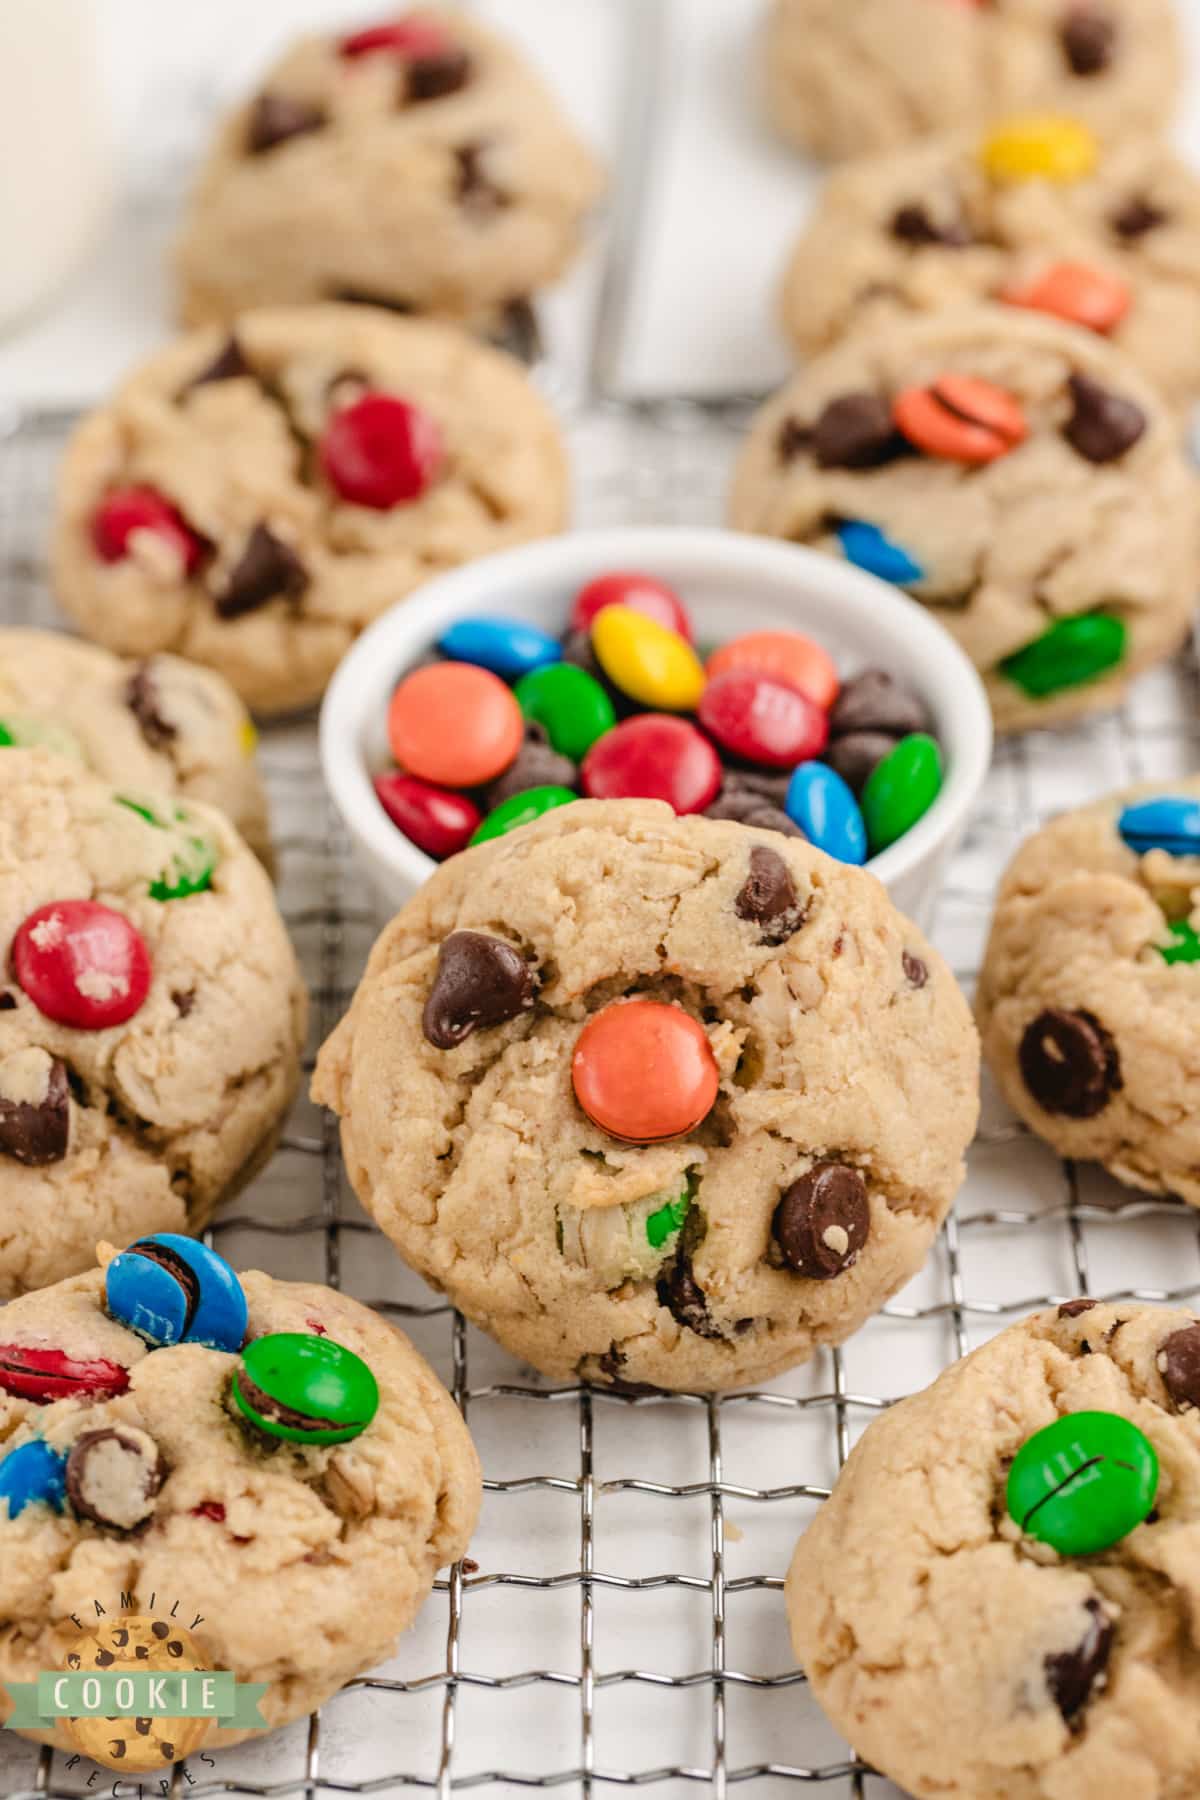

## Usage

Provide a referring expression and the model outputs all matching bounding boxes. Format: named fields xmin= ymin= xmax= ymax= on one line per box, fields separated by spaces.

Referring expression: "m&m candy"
xmin=1000 ymin=613 xmax=1126 ymax=698
xmin=785 ymin=764 xmax=867 ymax=866
xmin=105 ymin=1234 xmax=248 ymax=1353
xmin=591 ymin=606 xmax=706 ymax=712
xmin=1005 ymin=1410 xmax=1158 ymax=1556
xmin=232 ymin=1333 xmax=380 ymax=1445
xmin=582 ymin=715 xmax=722 ymax=815
xmin=387 ymin=662 xmax=523 ymax=787
xmin=12 ymin=901 xmax=152 ymax=1031
xmin=438 ymin=616 xmax=561 ymax=681
xmin=705 ymin=631 xmax=839 ymax=710
xmin=1118 ymin=796 xmax=1200 ymax=860
xmin=572 ymin=1001 xmax=719 ymax=1144
xmin=570 ymin=572 xmax=694 ymax=642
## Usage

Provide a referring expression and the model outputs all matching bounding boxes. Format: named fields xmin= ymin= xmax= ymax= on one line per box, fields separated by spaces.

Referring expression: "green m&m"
xmin=1006 ymin=1410 xmax=1158 ymax=1556
xmin=0 ymin=716 xmax=83 ymax=759
xmin=515 ymin=663 xmax=616 ymax=761
xmin=999 ymin=613 xmax=1126 ymax=699
xmin=1158 ymin=921 xmax=1200 ymax=966
xmin=232 ymin=1333 xmax=379 ymax=1445
xmin=861 ymin=733 xmax=943 ymax=854
xmin=116 ymin=793 xmax=218 ymax=901
xmin=470 ymin=784 xmax=576 ymax=846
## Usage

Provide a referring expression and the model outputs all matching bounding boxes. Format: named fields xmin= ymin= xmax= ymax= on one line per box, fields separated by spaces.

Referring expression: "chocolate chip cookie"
xmin=175 ymin=8 xmax=603 ymax=330
xmin=314 ymin=799 xmax=979 ymax=1391
xmin=780 ymin=126 xmax=1200 ymax=418
xmin=788 ymin=1300 xmax=1200 ymax=1799
xmin=765 ymin=0 xmax=1181 ymax=161
xmin=978 ymin=777 xmax=1200 ymax=1204
xmin=0 ymin=1250 xmax=480 ymax=1751
xmin=729 ymin=306 xmax=1198 ymax=733
xmin=51 ymin=304 xmax=570 ymax=714
xmin=0 ymin=751 xmax=306 ymax=1295
xmin=0 ymin=629 xmax=270 ymax=866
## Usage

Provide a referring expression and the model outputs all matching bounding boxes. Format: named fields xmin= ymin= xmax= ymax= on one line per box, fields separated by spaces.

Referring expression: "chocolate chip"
xmin=246 ymin=93 xmax=326 ymax=155
xmin=823 ymin=729 xmax=896 ymax=796
xmin=479 ymin=724 xmax=575 ymax=810
xmin=813 ymin=393 xmax=907 ymax=470
xmin=171 ymin=989 xmax=195 ymax=1018
xmin=1111 ymin=196 xmax=1168 ymax=240
xmin=1018 ymin=1008 xmax=1122 ymax=1117
xmin=333 ymin=288 xmax=417 ymax=315
xmin=722 ymin=769 xmax=792 ymax=808
xmin=1063 ymin=374 xmax=1146 ymax=464
xmin=189 ymin=336 xmax=253 ymax=390
xmin=125 ymin=663 xmax=176 ymax=752
xmin=735 ymin=846 xmax=807 ymax=944
xmin=902 ymin=951 xmax=928 ymax=988
xmin=406 ymin=47 xmax=471 ymax=102
xmin=705 ymin=790 xmax=802 ymax=837
xmin=455 ymin=143 xmax=507 ymax=216
xmin=65 ymin=1426 xmax=166 ymax=1531
xmin=422 ymin=930 xmax=535 ymax=1049
xmin=560 ymin=630 xmax=633 ymax=716
xmin=1158 ymin=1323 xmax=1200 ymax=1411
xmin=656 ymin=1257 xmax=723 ymax=1339
xmin=0 ymin=994 xmax=15 ymax=1012
xmin=1060 ymin=5 xmax=1116 ymax=74
xmin=1058 ymin=1298 xmax=1097 ymax=1318
xmin=215 ymin=524 xmax=309 ymax=620
xmin=1044 ymin=1598 xmax=1113 ymax=1725
xmin=492 ymin=297 xmax=543 ymax=366
xmin=776 ymin=417 xmax=812 ymax=463
xmin=829 ymin=669 xmax=930 ymax=739
xmin=773 ymin=1162 xmax=869 ymax=1279
xmin=891 ymin=203 xmax=972 ymax=248
xmin=0 ymin=1055 xmax=69 ymax=1166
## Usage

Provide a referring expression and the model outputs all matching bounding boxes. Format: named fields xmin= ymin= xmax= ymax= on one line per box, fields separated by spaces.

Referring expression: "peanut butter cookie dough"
xmin=175 ymin=8 xmax=603 ymax=330
xmin=0 ymin=1247 xmax=480 ymax=1750
xmin=0 ymin=629 xmax=270 ymax=865
xmin=314 ymin=799 xmax=979 ymax=1391
xmin=978 ymin=778 xmax=1200 ymax=1204
xmin=0 ymin=752 xmax=306 ymax=1296
xmin=765 ymin=0 xmax=1181 ymax=162
xmin=51 ymin=305 xmax=569 ymax=715
xmin=729 ymin=307 xmax=1198 ymax=733
xmin=780 ymin=126 xmax=1200 ymax=418
xmin=788 ymin=1300 xmax=1200 ymax=1800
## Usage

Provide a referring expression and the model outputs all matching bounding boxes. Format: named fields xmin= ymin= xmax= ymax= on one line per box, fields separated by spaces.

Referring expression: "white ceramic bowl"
xmin=320 ymin=527 xmax=992 ymax=928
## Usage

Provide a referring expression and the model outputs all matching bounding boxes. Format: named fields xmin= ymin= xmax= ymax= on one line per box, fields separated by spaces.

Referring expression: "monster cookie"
xmin=977 ymin=777 xmax=1200 ymax=1204
xmin=175 ymin=9 xmax=603 ymax=330
xmin=787 ymin=1301 xmax=1200 ymax=1800
xmin=764 ymin=0 xmax=1181 ymax=162
xmin=0 ymin=1245 xmax=481 ymax=1750
xmin=0 ymin=629 xmax=270 ymax=865
xmin=51 ymin=305 xmax=569 ymax=714
xmin=781 ymin=124 xmax=1200 ymax=418
xmin=0 ymin=752 xmax=306 ymax=1296
xmin=728 ymin=306 xmax=1198 ymax=733
xmin=313 ymin=799 xmax=979 ymax=1390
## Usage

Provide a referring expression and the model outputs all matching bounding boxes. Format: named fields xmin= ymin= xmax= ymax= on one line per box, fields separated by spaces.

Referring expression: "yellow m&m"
xmin=979 ymin=116 xmax=1098 ymax=185
xmin=591 ymin=605 xmax=706 ymax=712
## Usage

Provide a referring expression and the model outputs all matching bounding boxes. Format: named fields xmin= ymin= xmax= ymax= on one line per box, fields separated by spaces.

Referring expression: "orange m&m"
xmin=999 ymin=261 xmax=1131 ymax=335
xmin=705 ymin=630 xmax=839 ymax=711
xmin=894 ymin=374 xmax=1027 ymax=464
xmin=571 ymin=1000 xmax=720 ymax=1144
xmin=387 ymin=662 xmax=522 ymax=788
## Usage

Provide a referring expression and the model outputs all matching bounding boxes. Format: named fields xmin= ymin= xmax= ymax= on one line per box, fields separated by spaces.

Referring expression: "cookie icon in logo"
xmin=60 ymin=1615 xmax=212 ymax=1772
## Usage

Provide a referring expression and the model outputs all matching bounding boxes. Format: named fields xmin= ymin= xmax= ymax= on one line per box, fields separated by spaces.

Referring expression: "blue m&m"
xmin=437 ymin=616 xmax=562 ymax=682
xmin=105 ymin=1234 xmax=248 ymax=1352
xmin=837 ymin=521 xmax=924 ymax=586
xmin=1118 ymin=797 xmax=1200 ymax=860
xmin=0 ymin=1439 xmax=67 ymax=1518
xmin=785 ymin=763 xmax=868 ymax=866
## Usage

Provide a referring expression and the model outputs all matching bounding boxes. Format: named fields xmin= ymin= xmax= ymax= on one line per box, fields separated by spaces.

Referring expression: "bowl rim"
xmin=320 ymin=525 xmax=993 ymax=900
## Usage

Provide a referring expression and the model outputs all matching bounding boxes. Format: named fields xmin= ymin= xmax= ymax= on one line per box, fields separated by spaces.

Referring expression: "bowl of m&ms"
xmin=321 ymin=528 xmax=992 ymax=923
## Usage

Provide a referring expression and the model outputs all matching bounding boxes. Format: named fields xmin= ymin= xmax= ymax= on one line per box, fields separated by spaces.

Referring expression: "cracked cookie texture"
xmin=0 ymin=1252 xmax=481 ymax=1749
xmin=51 ymin=304 xmax=569 ymax=714
xmin=0 ymin=629 xmax=270 ymax=866
xmin=787 ymin=1300 xmax=1200 ymax=1800
xmin=780 ymin=132 xmax=1200 ymax=419
xmin=977 ymin=776 xmax=1200 ymax=1204
xmin=729 ymin=307 xmax=1198 ymax=733
xmin=313 ymin=800 xmax=979 ymax=1390
xmin=765 ymin=0 xmax=1181 ymax=161
xmin=175 ymin=8 xmax=603 ymax=329
xmin=0 ymin=752 xmax=306 ymax=1296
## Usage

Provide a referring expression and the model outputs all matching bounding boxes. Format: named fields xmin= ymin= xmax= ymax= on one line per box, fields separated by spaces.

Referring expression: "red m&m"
xmin=91 ymin=488 xmax=205 ymax=575
xmin=13 ymin=901 xmax=152 ymax=1031
xmin=582 ymin=715 xmax=721 ymax=815
xmin=705 ymin=630 xmax=839 ymax=711
xmin=699 ymin=668 xmax=828 ymax=768
xmin=321 ymin=392 xmax=444 ymax=509
xmin=373 ymin=773 xmax=480 ymax=859
xmin=569 ymin=572 xmax=694 ymax=643
xmin=340 ymin=16 xmax=452 ymax=58
xmin=572 ymin=1001 xmax=719 ymax=1143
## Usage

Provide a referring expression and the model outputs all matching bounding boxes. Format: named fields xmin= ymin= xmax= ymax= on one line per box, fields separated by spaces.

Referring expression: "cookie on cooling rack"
xmin=0 ymin=628 xmax=270 ymax=866
xmin=780 ymin=125 xmax=1200 ymax=421
xmin=51 ymin=304 xmax=569 ymax=715
xmin=174 ymin=7 xmax=603 ymax=331
xmin=0 ymin=751 xmax=306 ymax=1296
xmin=788 ymin=1299 xmax=1200 ymax=1799
xmin=728 ymin=306 xmax=1198 ymax=734
xmin=978 ymin=777 xmax=1200 ymax=1205
xmin=0 ymin=1243 xmax=480 ymax=1750
xmin=313 ymin=799 xmax=979 ymax=1391
xmin=764 ymin=0 xmax=1181 ymax=161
